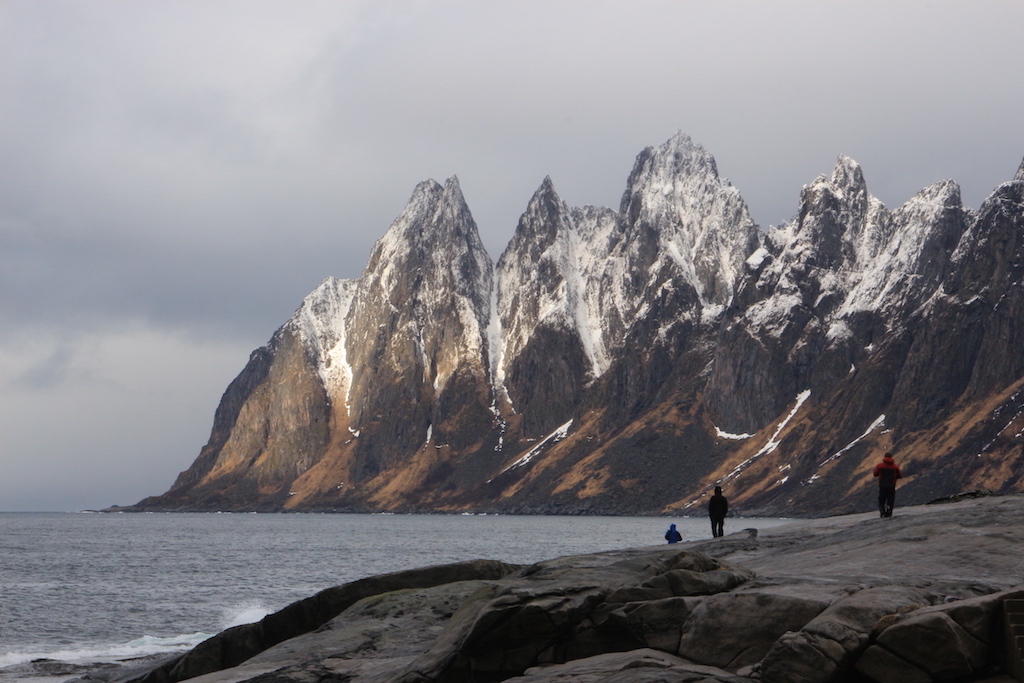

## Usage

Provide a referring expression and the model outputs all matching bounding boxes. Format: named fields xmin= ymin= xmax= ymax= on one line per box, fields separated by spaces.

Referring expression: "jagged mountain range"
xmin=132 ymin=133 xmax=1024 ymax=516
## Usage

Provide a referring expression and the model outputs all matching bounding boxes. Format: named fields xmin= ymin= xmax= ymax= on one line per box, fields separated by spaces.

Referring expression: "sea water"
xmin=0 ymin=512 xmax=791 ymax=680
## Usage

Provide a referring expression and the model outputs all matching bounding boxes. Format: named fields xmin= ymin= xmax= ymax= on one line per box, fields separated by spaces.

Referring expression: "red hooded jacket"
xmin=873 ymin=455 xmax=902 ymax=488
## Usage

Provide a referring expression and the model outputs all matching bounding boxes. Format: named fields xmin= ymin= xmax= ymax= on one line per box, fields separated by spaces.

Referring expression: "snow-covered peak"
xmin=500 ymin=176 xmax=567 ymax=257
xmin=626 ymin=132 xmax=720 ymax=193
xmin=803 ymin=155 xmax=868 ymax=206
xmin=438 ymin=175 xmax=473 ymax=233
xmin=838 ymin=179 xmax=965 ymax=318
xmin=941 ymin=161 xmax=1024 ymax=301
xmin=291 ymin=277 xmax=356 ymax=346
xmin=786 ymin=155 xmax=888 ymax=273
xmin=620 ymin=133 xmax=720 ymax=217
xmin=496 ymin=177 xmax=609 ymax=388
xmin=894 ymin=179 xmax=962 ymax=226
xmin=368 ymin=176 xmax=473 ymax=252
xmin=343 ymin=174 xmax=494 ymax=420
xmin=735 ymin=158 xmax=967 ymax=338
xmin=1016 ymin=157 xmax=1024 ymax=184
xmin=361 ymin=175 xmax=490 ymax=308
xmin=494 ymin=133 xmax=762 ymax=400
xmin=617 ymin=133 xmax=759 ymax=307
xmin=828 ymin=155 xmax=867 ymax=196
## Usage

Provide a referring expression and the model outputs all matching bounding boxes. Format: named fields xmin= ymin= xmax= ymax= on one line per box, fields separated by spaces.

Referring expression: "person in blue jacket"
xmin=664 ymin=523 xmax=682 ymax=544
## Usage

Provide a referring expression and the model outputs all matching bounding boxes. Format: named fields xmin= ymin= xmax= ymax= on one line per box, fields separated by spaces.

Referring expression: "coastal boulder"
xmin=758 ymin=585 xmax=936 ymax=683
xmin=856 ymin=586 xmax=1024 ymax=682
xmin=615 ymin=596 xmax=706 ymax=652
xmin=181 ymin=579 xmax=500 ymax=683
xmin=676 ymin=590 xmax=830 ymax=669
xmin=395 ymin=547 xmax=753 ymax=682
xmin=899 ymin=587 xmax=1024 ymax=649
xmin=876 ymin=611 xmax=986 ymax=678
xmin=128 ymin=559 xmax=520 ymax=683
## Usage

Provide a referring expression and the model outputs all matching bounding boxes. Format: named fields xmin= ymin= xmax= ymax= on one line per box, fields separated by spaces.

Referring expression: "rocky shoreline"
xmin=67 ymin=495 xmax=1024 ymax=683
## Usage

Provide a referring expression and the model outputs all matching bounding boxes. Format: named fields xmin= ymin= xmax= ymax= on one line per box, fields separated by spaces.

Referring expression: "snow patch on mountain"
xmin=487 ymin=283 xmax=510 ymax=406
xmin=745 ymin=247 xmax=770 ymax=270
xmin=291 ymin=276 xmax=358 ymax=409
xmin=715 ymin=425 xmax=753 ymax=440
xmin=714 ymin=391 xmax=811 ymax=490
xmin=495 ymin=179 xmax=620 ymax=388
xmin=496 ymin=418 xmax=573 ymax=477
xmin=818 ymin=414 xmax=886 ymax=468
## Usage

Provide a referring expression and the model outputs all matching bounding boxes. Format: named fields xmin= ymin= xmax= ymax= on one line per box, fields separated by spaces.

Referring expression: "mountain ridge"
xmin=131 ymin=134 xmax=1024 ymax=516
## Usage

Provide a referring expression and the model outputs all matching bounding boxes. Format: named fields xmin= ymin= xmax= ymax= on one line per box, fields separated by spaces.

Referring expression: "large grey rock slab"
xmin=676 ymin=590 xmax=830 ymax=670
xmin=876 ymin=611 xmax=987 ymax=679
xmin=757 ymin=585 xmax=936 ymax=683
xmin=182 ymin=580 xmax=494 ymax=683
xmin=123 ymin=559 xmax=519 ymax=683
xmin=393 ymin=547 xmax=751 ymax=682
xmin=711 ymin=496 xmax=1024 ymax=591
xmin=853 ymin=586 xmax=1024 ymax=683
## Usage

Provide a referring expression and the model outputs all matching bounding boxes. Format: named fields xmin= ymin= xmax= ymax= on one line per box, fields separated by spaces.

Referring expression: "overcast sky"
xmin=2 ymin=1 xmax=1023 ymax=511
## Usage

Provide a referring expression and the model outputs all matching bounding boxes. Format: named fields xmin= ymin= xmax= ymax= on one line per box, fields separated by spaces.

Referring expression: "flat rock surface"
xmin=699 ymin=494 xmax=1024 ymax=592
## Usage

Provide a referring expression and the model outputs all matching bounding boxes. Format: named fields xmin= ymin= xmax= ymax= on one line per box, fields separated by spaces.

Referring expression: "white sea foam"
xmin=0 ymin=632 xmax=211 ymax=668
xmin=221 ymin=602 xmax=272 ymax=629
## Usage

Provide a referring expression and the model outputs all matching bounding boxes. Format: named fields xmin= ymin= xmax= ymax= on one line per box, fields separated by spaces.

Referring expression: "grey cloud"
xmin=13 ymin=343 xmax=79 ymax=390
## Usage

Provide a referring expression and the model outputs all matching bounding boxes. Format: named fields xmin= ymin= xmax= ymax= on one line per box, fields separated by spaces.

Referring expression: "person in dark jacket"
xmin=708 ymin=486 xmax=728 ymax=538
xmin=664 ymin=523 xmax=682 ymax=544
xmin=873 ymin=452 xmax=902 ymax=517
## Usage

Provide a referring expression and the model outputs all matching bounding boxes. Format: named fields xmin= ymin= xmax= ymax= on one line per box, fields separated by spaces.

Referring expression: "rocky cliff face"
xmin=343 ymin=177 xmax=495 ymax=472
xmin=494 ymin=176 xmax=604 ymax=438
xmin=134 ymin=135 xmax=1024 ymax=516
xmin=707 ymin=157 xmax=969 ymax=433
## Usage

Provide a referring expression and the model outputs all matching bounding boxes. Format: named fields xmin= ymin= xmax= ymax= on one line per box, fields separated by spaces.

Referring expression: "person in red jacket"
xmin=873 ymin=452 xmax=902 ymax=518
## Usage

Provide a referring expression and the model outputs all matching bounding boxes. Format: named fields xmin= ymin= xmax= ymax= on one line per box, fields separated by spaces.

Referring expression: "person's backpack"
xmin=879 ymin=467 xmax=897 ymax=487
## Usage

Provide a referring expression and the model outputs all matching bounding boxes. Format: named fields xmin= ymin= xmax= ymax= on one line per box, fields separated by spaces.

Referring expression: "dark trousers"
xmin=879 ymin=486 xmax=896 ymax=517
xmin=711 ymin=516 xmax=725 ymax=538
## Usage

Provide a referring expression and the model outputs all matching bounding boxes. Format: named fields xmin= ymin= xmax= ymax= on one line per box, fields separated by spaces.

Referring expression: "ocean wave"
xmin=0 ymin=632 xmax=212 ymax=669
xmin=221 ymin=602 xmax=272 ymax=629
